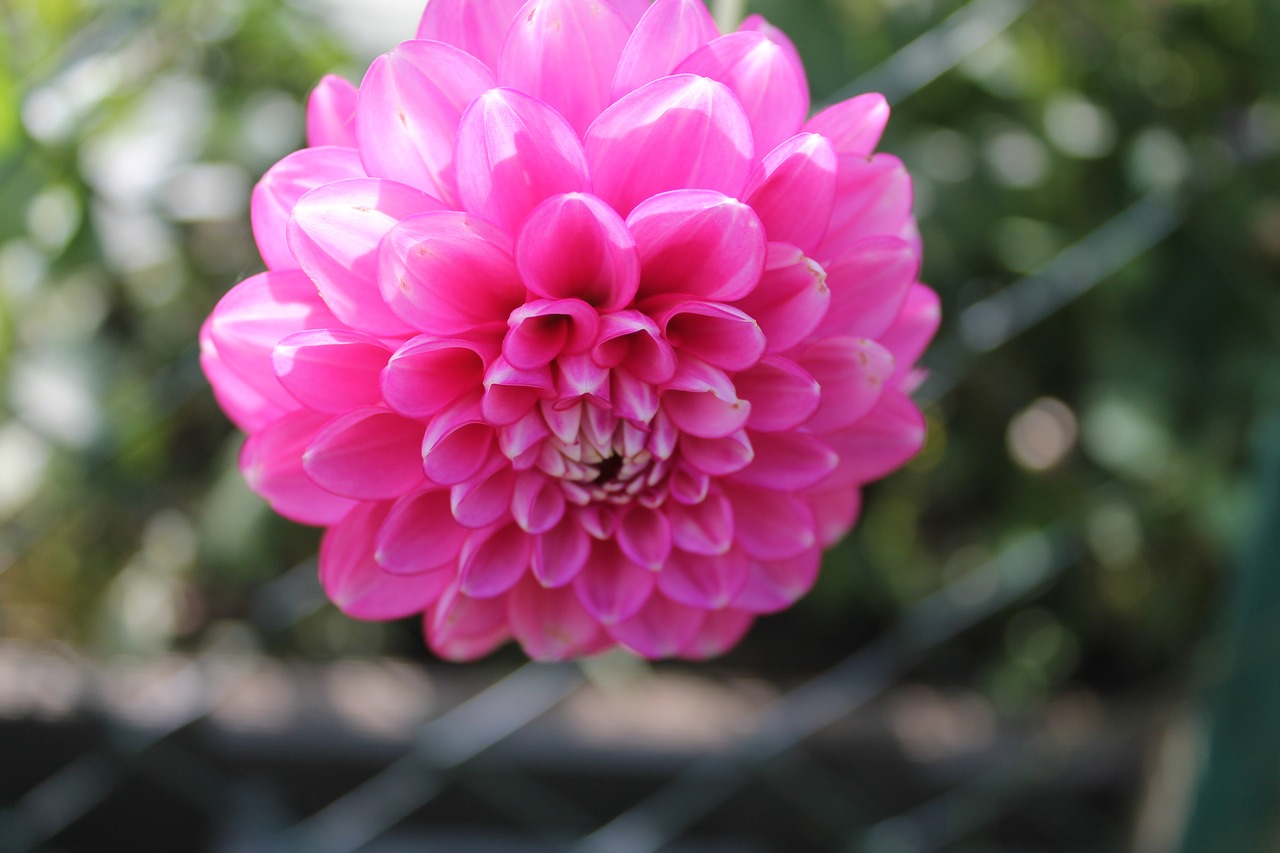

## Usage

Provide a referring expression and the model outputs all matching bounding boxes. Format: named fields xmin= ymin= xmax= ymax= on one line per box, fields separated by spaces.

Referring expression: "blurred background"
xmin=0 ymin=0 xmax=1277 ymax=850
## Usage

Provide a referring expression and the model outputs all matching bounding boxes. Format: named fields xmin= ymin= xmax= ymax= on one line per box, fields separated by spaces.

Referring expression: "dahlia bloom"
xmin=202 ymin=0 xmax=940 ymax=661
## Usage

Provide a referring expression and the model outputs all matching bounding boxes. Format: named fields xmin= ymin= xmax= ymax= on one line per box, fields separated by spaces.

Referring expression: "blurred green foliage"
xmin=0 ymin=0 xmax=1276 ymax=720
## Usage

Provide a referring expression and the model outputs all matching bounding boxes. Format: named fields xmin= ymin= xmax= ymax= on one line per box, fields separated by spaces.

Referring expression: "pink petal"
xmin=504 ymin=299 xmax=602 ymax=370
xmin=879 ymin=283 xmax=941 ymax=385
xmin=674 ymin=31 xmax=808 ymax=156
xmin=823 ymin=389 xmax=927 ymax=488
xmin=379 ymin=211 xmax=525 ymax=335
xmin=627 ymin=190 xmax=766 ymax=302
xmin=573 ymin=539 xmax=654 ymax=624
xmin=382 ymin=335 xmax=494 ymax=420
xmin=415 ymin=0 xmax=529 ymax=71
xmin=808 ymin=486 xmax=861 ymax=548
xmin=667 ymin=488 xmax=733 ymax=555
xmin=609 ymin=594 xmax=706 ymax=658
xmin=517 ymin=193 xmax=639 ymax=310
xmin=451 ymin=465 xmax=517 ymax=528
xmin=511 ymin=470 xmax=567 ymax=534
xmin=658 ymin=545 xmax=748 ymax=609
xmin=681 ymin=608 xmax=753 ymax=659
xmin=498 ymin=0 xmax=631 ymax=136
xmin=678 ymin=429 xmax=754 ymax=477
xmin=585 ymin=74 xmax=754 ymax=216
xmin=459 ymin=522 xmax=532 ymax=598
xmin=201 ymin=325 xmax=290 ymax=432
xmin=455 ymin=88 xmax=591 ymax=235
xmin=252 ymin=147 xmax=364 ymax=271
xmin=507 ymin=577 xmax=603 ymax=661
xmin=743 ymin=133 xmax=837 ymax=254
xmin=532 ymin=517 xmax=591 ymax=586
xmin=612 ymin=0 xmax=719 ymax=99
xmin=426 ymin=582 xmax=511 ymax=661
xmin=617 ymin=504 xmax=672 ymax=570
xmin=306 ymin=75 xmax=359 ymax=148
xmin=820 ymin=154 xmax=914 ymax=256
xmin=731 ymin=243 xmax=829 ymax=354
xmin=375 ymin=487 xmax=469 ymax=574
xmin=303 ymin=407 xmax=427 ymax=500
xmin=288 ymin=177 xmax=443 ymax=336
xmin=729 ymin=431 xmax=838 ymax=491
xmin=499 ymin=408 xmax=553 ymax=467
xmin=321 ymin=502 xmax=451 ymax=620
xmin=592 ymin=311 xmax=677 ymax=384
xmin=483 ymin=357 xmax=556 ymax=425
xmin=606 ymin=0 xmax=651 ymax=28
xmin=661 ymin=356 xmax=751 ymax=439
xmin=736 ymin=14 xmax=803 ymax=69
xmin=356 ymin=40 xmax=495 ymax=203
xmin=648 ymin=298 xmax=766 ymax=372
xmin=668 ymin=464 xmax=710 ymax=505
xmin=799 ymin=336 xmax=894 ymax=434
xmin=814 ymin=236 xmax=918 ymax=340
xmin=610 ymin=368 xmax=659 ymax=423
xmin=733 ymin=549 xmax=821 ymax=613
xmin=734 ymin=356 xmax=820 ymax=432
xmin=554 ymin=353 xmax=610 ymax=407
xmin=724 ymin=485 xmax=816 ymax=560
xmin=240 ymin=411 xmax=358 ymax=526
xmin=804 ymin=93 xmax=890 ymax=157
xmin=273 ymin=329 xmax=390 ymax=413
xmin=421 ymin=397 xmax=500 ymax=486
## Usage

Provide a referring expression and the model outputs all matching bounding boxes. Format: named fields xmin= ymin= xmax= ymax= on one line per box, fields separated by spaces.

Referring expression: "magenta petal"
xmin=658 ymin=545 xmax=748 ymax=609
xmin=804 ymin=93 xmax=890 ymax=157
xmin=306 ymin=75 xmax=359 ymax=148
xmin=427 ymin=582 xmax=511 ymax=661
xmin=678 ymin=429 xmax=754 ymax=477
xmin=724 ymin=485 xmax=816 ymax=560
xmin=729 ymin=431 xmax=837 ymax=491
xmin=532 ymin=517 xmax=591 ymax=586
xmin=611 ymin=368 xmax=659 ymax=424
xmin=824 ymin=389 xmax=927 ymax=488
xmin=799 ymin=336 xmax=894 ymax=434
xmin=586 ymin=74 xmax=754 ymax=216
xmin=382 ymin=335 xmax=494 ymax=420
xmin=734 ymin=549 xmax=822 ymax=613
xmin=609 ymin=593 xmax=706 ymax=658
xmin=252 ymin=147 xmax=364 ymax=271
xmin=879 ymin=284 xmax=941 ymax=385
xmin=606 ymin=0 xmax=650 ymax=28
xmin=455 ymin=89 xmax=591 ymax=234
xmin=734 ymin=356 xmax=820 ymax=432
xmin=612 ymin=0 xmax=719 ymax=99
xmin=517 ymin=194 xmax=639 ymax=310
xmin=498 ymin=0 xmax=631 ymax=135
xmin=668 ymin=464 xmax=710 ymax=505
xmin=451 ymin=465 xmax=516 ymax=528
xmin=592 ymin=311 xmax=677 ymax=384
xmin=731 ymin=243 xmax=829 ymax=354
xmin=355 ymin=40 xmax=494 ymax=203
xmin=201 ymin=325 xmax=289 ymax=432
xmin=661 ymin=356 xmax=750 ymax=439
xmin=508 ymin=577 xmax=602 ymax=661
xmin=743 ymin=133 xmax=837 ymax=253
xmin=422 ymin=397 xmax=499 ymax=486
xmin=459 ymin=522 xmax=532 ymax=598
xmin=288 ymin=177 xmax=444 ymax=336
xmin=667 ymin=489 xmax=734 ymax=555
xmin=483 ymin=357 xmax=556 ymax=425
xmin=815 ymin=236 xmax=918 ymax=340
xmin=617 ymin=504 xmax=672 ymax=570
xmin=674 ymin=31 xmax=808 ymax=156
xmin=321 ymin=502 xmax=451 ymax=620
xmin=808 ymin=486 xmax=862 ymax=549
xmin=240 ymin=411 xmax=358 ymax=526
xmin=628 ymin=190 xmax=766 ymax=302
xmin=304 ymin=407 xmax=426 ymax=500
xmin=375 ymin=487 xmax=469 ymax=574
xmin=273 ymin=329 xmax=390 ymax=413
xmin=511 ymin=470 xmax=567 ymax=534
xmin=379 ymin=211 xmax=525 ymax=335
xmin=504 ymin=300 xmax=594 ymax=371
xmin=649 ymin=300 xmax=765 ymax=372
xmin=821 ymin=154 xmax=914 ymax=254
xmin=416 ymin=0 xmax=529 ymax=71
xmin=573 ymin=539 xmax=654 ymax=624
xmin=681 ymin=608 xmax=753 ymax=659
xmin=555 ymin=353 xmax=610 ymax=406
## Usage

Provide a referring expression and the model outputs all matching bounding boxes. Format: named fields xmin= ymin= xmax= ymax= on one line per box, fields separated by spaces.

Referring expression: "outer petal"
xmin=724 ymin=485 xmax=816 ymax=560
xmin=824 ymin=389 xmax=927 ymax=488
xmin=606 ymin=0 xmax=651 ymax=28
xmin=608 ymin=594 xmax=706 ymax=659
xmin=661 ymin=356 xmax=751 ymax=439
xmin=511 ymin=470 xmax=566 ymax=534
xmin=517 ymin=194 xmax=639 ymax=311
xmin=375 ymin=487 xmax=470 ymax=574
xmin=814 ymin=236 xmax=918 ymax=340
xmin=273 ymin=329 xmax=391 ymax=413
xmin=503 ymin=299 xmax=600 ymax=371
xmin=421 ymin=397 xmax=500 ymax=486
xmin=288 ymin=177 xmax=444 ymax=336
xmin=416 ymin=0 xmax=529 ymax=71
xmin=658 ymin=545 xmax=748 ymax=610
xmin=240 ymin=411 xmax=358 ymax=526
xmin=508 ymin=577 xmax=602 ymax=661
xmin=820 ymin=154 xmax=914 ymax=257
xmin=667 ymin=488 xmax=734 ymax=555
xmin=532 ymin=517 xmax=591 ymax=586
xmin=451 ymin=465 xmax=517 ymax=529
xmin=201 ymin=323 xmax=289 ymax=432
xmin=252 ymin=147 xmax=364 ymax=271
xmin=627 ymin=190 xmax=766 ymax=302
xmin=573 ymin=539 xmax=654 ymax=624
xmin=617 ymin=504 xmax=672 ymax=570
xmin=879 ymin=283 xmax=941 ymax=385
xmin=674 ymin=31 xmax=808 ymax=155
xmin=612 ymin=0 xmax=719 ymax=99
xmin=585 ymin=74 xmax=754 ymax=216
xmin=381 ymin=335 xmax=494 ymax=420
xmin=804 ymin=93 xmax=890 ymax=158
xmin=591 ymin=311 xmax=677 ymax=384
xmin=379 ymin=211 xmax=526 ymax=335
xmin=458 ymin=522 xmax=533 ymax=598
xmin=355 ymin=40 xmax=495 ymax=203
xmin=729 ymin=431 xmax=838 ymax=491
xmin=321 ymin=502 xmax=451 ymax=620
xmin=731 ymin=243 xmax=829 ymax=354
xmin=498 ymin=0 xmax=631 ymax=135
xmin=808 ymin=486 xmax=862 ymax=549
xmin=733 ymin=356 xmax=820 ymax=433
xmin=483 ymin=357 xmax=556 ymax=425
xmin=647 ymin=299 xmax=766 ymax=372
xmin=306 ymin=75 xmax=359 ymax=148
xmin=678 ymin=429 xmax=754 ymax=477
xmin=681 ymin=608 xmax=753 ymax=659
xmin=455 ymin=88 xmax=591 ymax=234
xmin=303 ymin=407 xmax=427 ymax=500
xmin=798 ymin=337 xmax=894 ymax=434
xmin=733 ymin=549 xmax=822 ymax=614
xmin=743 ymin=133 xmax=837 ymax=254
xmin=427 ymin=582 xmax=511 ymax=661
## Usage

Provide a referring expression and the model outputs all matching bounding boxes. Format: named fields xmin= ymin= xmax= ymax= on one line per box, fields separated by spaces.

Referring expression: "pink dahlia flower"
xmin=202 ymin=0 xmax=940 ymax=661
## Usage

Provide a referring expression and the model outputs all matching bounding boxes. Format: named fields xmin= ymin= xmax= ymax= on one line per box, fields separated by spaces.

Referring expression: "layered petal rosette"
xmin=203 ymin=0 xmax=940 ymax=661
